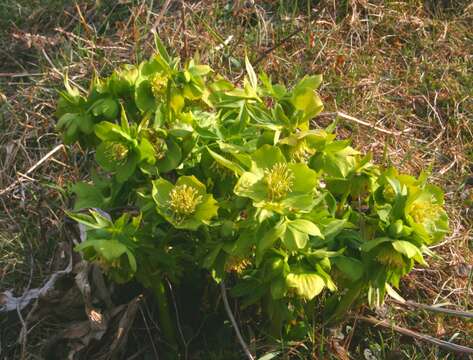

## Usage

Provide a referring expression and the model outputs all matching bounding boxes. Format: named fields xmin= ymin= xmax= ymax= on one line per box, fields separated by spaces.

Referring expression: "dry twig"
xmin=220 ymin=280 xmax=255 ymax=360
xmin=391 ymin=299 xmax=473 ymax=319
xmin=357 ymin=315 xmax=473 ymax=355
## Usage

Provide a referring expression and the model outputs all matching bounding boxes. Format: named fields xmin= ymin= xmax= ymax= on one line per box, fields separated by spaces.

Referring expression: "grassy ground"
xmin=0 ymin=0 xmax=472 ymax=359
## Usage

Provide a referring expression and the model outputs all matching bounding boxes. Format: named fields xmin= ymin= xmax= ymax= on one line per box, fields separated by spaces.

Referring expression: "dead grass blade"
xmin=0 ymin=144 xmax=65 ymax=196
xmin=318 ymin=112 xmax=411 ymax=136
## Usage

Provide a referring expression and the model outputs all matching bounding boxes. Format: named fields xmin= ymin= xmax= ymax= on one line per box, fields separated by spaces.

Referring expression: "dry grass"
xmin=0 ymin=0 xmax=472 ymax=359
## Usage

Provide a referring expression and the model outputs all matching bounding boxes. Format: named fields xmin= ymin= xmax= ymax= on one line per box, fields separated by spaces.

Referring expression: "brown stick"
xmin=391 ymin=299 xmax=473 ymax=319
xmin=356 ymin=315 xmax=473 ymax=354
xmin=220 ymin=281 xmax=254 ymax=360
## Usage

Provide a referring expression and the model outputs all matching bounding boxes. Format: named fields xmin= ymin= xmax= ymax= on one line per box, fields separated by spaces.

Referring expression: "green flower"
xmin=95 ymin=120 xmax=155 ymax=182
xmin=150 ymin=72 xmax=169 ymax=98
xmin=405 ymin=185 xmax=449 ymax=244
xmin=152 ymin=176 xmax=218 ymax=230
xmin=234 ymin=145 xmax=318 ymax=214
xmin=141 ymin=128 xmax=182 ymax=173
xmin=374 ymin=169 xmax=449 ymax=244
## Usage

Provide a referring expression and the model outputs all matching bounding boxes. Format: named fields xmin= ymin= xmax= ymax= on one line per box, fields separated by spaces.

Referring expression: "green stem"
xmin=152 ymin=279 xmax=178 ymax=350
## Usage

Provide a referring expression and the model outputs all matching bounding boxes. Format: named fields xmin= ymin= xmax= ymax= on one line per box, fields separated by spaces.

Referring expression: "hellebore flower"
xmin=234 ymin=145 xmax=318 ymax=215
xmin=152 ymin=175 xmax=218 ymax=230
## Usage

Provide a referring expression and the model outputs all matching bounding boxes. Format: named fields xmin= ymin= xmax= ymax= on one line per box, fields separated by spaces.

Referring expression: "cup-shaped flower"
xmin=152 ymin=176 xmax=218 ymax=230
xmin=95 ymin=122 xmax=140 ymax=182
xmin=405 ymin=184 xmax=449 ymax=244
xmin=374 ymin=169 xmax=449 ymax=245
xmin=234 ymin=145 xmax=318 ymax=214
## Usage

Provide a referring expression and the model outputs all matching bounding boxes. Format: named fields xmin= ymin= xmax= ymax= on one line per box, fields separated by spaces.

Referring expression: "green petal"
xmin=234 ymin=172 xmax=267 ymax=201
xmin=288 ymin=163 xmax=318 ymax=194
xmin=96 ymin=141 xmax=117 ymax=171
xmin=157 ymin=138 xmax=182 ymax=173
xmin=115 ymin=152 xmax=138 ymax=182
xmin=250 ymin=145 xmax=286 ymax=174
xmin=95 ymin=121 xmax=131 ymax=142
xmin=286 ymin=272 xmax=325 ymax=300
xmin=176 ymin=176 xmax=207 ymax=197
xmin=194 ymin=194 xmax=219 ymax=222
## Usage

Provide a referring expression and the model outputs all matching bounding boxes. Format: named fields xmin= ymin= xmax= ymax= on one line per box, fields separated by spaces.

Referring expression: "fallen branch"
xmin=391 ymin=299 xmax=473 ymax=319
xmin=318 ymin=111 xmax=410 ymax=136
xmin=220 ymin=280 xmax=254 ymax=360
xmin=356 ymin=315 xmax=473 ymax=355
xmin=0 ymin=143 xmax=65 ymax=196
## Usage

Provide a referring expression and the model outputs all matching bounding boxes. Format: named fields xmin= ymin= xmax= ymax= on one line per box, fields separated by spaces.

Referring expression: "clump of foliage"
xmin=57 ymin=39 xmax=449 ymax=349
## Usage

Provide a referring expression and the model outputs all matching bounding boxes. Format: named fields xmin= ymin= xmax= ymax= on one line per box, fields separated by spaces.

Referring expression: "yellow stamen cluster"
xmin=105 ymin=142 xmax=129 ymax=165
xmin=168 ymin=184 xmax=202 ymax=220
xmin=409 ymin=201 xmax=440 ymax=224
xmin=151 ymin=72 xmax=168 ymax=98
xmin=264 ymin=162 xmax=294 ymax=201
xmin=224 ymin=256 xmax=251 ymax=274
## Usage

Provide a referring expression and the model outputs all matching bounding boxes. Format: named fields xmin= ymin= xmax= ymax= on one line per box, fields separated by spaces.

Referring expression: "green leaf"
xmin=332 ymin=257 xmax=364 ymax=281
xmin=152 ymin=178 xmax=173 ymax=205
xmin=288 ymin=219 xmax=323 ymax=238
xmin=207 ymin=147 xmax=244 ymax=176
xmin=115 ymin=153 xmax=139 ymax=182
xmin=135 ymin=80 xmax=157 ymax=113
xmin=392 ymin=240 xmax=426 ymax=265
xmin=138 ymin=137 xmax=156 ymax=165
xmin=91 ymin=98 xmax=119 ymax=120
xmin=270 ymin=277 xmax=287 ymax=299
xmin=95 ymin=122 xmax=130 ymax=142
xmin=76 ymin=239 xmax=127 ymax=261
xmin=256 ymin=222 xmax=286 ymax=265
xmin=245 ymin=55 xmax=258 ymax=89
xmin=360 ymin=237 xmax=392 ymax=252
xmin=283 ymin=226 xmax=309 ymax=250
xmin=71 ymin=182 xmax=109 ymax=210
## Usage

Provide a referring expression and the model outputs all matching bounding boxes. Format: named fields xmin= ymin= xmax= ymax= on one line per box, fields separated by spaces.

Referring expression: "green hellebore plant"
xmin=152 ymin=175 xmax=218 ymax=230
xmin=234 ymin=145 xmax=319 ymax=215
xmin=56 ymin=40 xmax=451 ymax=347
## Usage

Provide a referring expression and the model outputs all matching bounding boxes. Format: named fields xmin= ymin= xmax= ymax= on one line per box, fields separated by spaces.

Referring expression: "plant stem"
xmin=152 ymin=279 xmax=178 ymax=350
